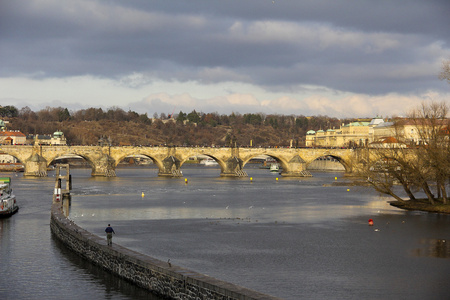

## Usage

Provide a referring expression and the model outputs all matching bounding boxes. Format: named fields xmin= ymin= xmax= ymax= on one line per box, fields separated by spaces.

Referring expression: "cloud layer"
xmin=1 ymin=0 xmax=449 ymax=117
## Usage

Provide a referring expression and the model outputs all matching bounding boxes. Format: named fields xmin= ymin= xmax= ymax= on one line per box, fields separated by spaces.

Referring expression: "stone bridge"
xmin=1 ymin=145 xmax=364 ymax=177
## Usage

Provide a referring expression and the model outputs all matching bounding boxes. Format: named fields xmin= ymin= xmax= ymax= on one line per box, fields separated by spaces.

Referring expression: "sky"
xmin=1 ymin=0 xmax=449 ymax=118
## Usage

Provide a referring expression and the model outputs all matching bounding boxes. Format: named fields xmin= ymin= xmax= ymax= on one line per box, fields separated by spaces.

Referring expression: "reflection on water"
xmin=413 ymin=239 xmax=450 ymax=258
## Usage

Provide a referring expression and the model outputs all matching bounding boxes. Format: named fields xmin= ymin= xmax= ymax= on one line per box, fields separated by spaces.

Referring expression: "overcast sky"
xmin=1 ymin=0 xmax=449 ymax=118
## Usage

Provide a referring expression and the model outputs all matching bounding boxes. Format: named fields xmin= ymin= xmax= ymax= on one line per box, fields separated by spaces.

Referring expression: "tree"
xmin=243 ymin=113 xmax=262 ymax=125
xmin=138 ymin=113 xmax=152 ymax=125
xmin=408 ymin=102 xmax=449 ymax=204
xmin=187 ymin=110 xmax=200 ymax=123
xmin=361 ymin=101 xmax=449 ymax=205
xmin=176 ymin=111 xmax=187 ymax=124
xmin=438 ymin=59 xmax=450 ymax=84
xmin=19 ymin=106 xmax=37 ymax=121
xmin=58 ymin=108 xmax=71 ymax=122
xmin=0 ymin=105 xmax=18 ymax=118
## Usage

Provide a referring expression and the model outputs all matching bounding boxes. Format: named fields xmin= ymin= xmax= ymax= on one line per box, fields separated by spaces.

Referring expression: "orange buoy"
xmin=368 ymin=219 xmax=374 ymax=226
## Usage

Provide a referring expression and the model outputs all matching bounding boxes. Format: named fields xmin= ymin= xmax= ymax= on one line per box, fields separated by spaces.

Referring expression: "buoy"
xmin=276 ymin=177 xmax=278 ymax=181
xmin=335 ymin=177 xmax=337 ymax=180
xmin=347 ymin=189 xmax=350 ymax=192
xmin=141 ymin=192 xmax=145 ymax=197
xmin=368 ymin=219 xmax=374 ymax=226
xmin=185 ymin=178 xmax=188 ymax=184
xmin=250 ymin=177 xmax=253 ymax=182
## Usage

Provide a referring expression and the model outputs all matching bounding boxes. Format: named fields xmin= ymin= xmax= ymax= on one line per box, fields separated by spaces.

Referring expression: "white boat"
xmin=200 ymin=158 xmax=219 ymax=166
xmin=0 ymin=177 xmax=18 ymax=218
xmin=269 ymin=163 xmax=280 ymax=172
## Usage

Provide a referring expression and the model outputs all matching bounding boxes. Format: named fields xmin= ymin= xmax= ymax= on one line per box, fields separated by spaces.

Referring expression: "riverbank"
xmin=0 ymin=162 xmax=24 ymax=172
xmin=390 ymin=199 xmax=450 ymax=214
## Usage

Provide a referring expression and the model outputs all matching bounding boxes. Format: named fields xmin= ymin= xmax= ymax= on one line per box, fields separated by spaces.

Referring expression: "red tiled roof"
xmin=382 ymin=137 xmax=398 ymax=143
xmin=0 ymin=131 xmax=26 ymax=137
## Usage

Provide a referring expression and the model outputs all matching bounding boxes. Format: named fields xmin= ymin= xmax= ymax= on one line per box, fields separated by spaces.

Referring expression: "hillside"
xmin=5 ymin=106 xmax=349 ymax=147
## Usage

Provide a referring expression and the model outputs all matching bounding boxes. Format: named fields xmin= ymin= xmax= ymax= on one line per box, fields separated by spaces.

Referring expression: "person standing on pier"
xmin=105 ymin=224 xmax=115 ymax=246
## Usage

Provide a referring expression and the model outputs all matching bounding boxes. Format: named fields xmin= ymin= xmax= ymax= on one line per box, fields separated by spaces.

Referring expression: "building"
xmin=0 ymin=131 xmax=27 ymax=145
xmin=33 ymin=131 xmax=67 ymax=145
xmin=50 ymin=131 xmax=67 ymax=145
xmin=306 ymin=118 xmax=384 ymax=147
xmin=306 ymin=117 xmax=449 ymax=148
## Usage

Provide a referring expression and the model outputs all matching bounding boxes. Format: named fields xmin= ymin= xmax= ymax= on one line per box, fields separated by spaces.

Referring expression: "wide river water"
xmin=1 ymin=164 xmax=450 ymax=300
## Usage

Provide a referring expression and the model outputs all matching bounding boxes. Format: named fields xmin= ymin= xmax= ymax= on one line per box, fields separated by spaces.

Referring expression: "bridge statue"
xmin=1 ymin=145 xmax=360 ymax=178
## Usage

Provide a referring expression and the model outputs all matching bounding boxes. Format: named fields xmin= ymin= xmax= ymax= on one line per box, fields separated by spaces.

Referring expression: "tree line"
xmin=4 ymin=105 xmax=353 ymax=147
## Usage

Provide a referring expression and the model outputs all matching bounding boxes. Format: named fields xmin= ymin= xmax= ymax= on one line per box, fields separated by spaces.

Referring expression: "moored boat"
xmin=200 ymin=158 xmax=219 ymax=166
xmin=0 ymin=177 xmax=18 ymax=218
xmin=269 ymin=163 xmax=280 ymax=172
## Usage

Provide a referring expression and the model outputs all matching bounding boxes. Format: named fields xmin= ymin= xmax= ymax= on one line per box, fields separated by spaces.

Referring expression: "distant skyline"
xmin=1 ymin=0 xmax=449 ymax=118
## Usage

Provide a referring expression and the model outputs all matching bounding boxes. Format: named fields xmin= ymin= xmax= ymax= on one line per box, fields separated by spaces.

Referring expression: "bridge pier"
xmin=158 ymin=156 xmax=182 ymax=177
xmin=24 ymin=153 xmax=48 ymax=177
xmin=221 ymin=156 xmax=248 ymax=177
xmin=91 ymin=154 xmax=116 ymax=177
xmin=280 ymin=155 xmax=312 ymax=177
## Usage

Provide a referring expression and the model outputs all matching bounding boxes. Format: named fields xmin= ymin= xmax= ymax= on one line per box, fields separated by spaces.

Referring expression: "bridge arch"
xmin=114 ymin=153 xmax=160 ymax=169
xmin=178 ymin=153 xmax=235 ymax=177
xmin=47 ymin=153 xmax=94 ymax=168
xmin=306 ymin=154 xmax=350 ymax=172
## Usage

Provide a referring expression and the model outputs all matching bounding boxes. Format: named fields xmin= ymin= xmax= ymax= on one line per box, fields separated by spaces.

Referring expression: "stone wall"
xmin=50 ymin=203 xmax=279 ymax=300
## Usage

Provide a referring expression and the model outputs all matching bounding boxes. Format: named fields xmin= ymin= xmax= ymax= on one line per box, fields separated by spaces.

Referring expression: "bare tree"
xmin=408 ymin=102 xmax=449 ymax=204
xmin=361 ymin=101 xmax=449 ymax=205
xmin=439 ymin=59 xmax=450 ymax=84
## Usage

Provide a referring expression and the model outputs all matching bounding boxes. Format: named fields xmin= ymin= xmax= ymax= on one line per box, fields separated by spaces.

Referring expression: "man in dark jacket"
xmin=105 ymin=224 xmax=115 ymax=246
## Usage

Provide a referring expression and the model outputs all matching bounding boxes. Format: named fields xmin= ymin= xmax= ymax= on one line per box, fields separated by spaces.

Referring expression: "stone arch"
xmin=46 ymin=153 xmax=94 ymax=169
xmin=180 ymin=154 xmax=223 ymax=167
xmin=307 ymin=154 xmax=351 ymax=173
xmin=0 ymin=152 xmax=23 ymax=164
xmin=179 ymin=153 xmax=226 ymax=176
xmin=114 ymin=153 xmax=158 ymax=168
xmin=241 ymin=154 xmax=286 ymax=169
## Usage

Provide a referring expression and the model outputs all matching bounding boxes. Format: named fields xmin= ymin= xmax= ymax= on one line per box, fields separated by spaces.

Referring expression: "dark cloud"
xmin=0 ymin=0 xmax=449 ymax=98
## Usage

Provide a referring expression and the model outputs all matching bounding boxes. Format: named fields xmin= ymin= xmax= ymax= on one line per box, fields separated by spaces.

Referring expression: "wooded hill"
xmin=5 ymin=106 xmax=357 ymax=147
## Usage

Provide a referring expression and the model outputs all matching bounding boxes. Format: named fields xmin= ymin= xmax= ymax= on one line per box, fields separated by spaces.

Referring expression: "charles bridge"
xmin=1 ymin=145 xmax=365 ymax=177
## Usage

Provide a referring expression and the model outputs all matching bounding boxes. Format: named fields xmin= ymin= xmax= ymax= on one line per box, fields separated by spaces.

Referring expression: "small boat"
xmin=269 ymin=163 xmax=280 ymax=172
xmin=260 ymin=158 xmax=277 ymax=169
xmin=200 ymin=158 xmax=218 ymax=166
xmin=0 ymin=177 xmax=19 ymax=218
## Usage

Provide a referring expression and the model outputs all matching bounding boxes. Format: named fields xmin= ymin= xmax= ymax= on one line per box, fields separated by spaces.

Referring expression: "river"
xmin=1 ymin=165 xmax=450 ymax=299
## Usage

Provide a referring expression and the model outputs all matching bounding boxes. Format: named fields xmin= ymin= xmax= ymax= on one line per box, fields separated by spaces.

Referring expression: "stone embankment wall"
xmin=50 ymin=203 xmax=279 ymax=300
